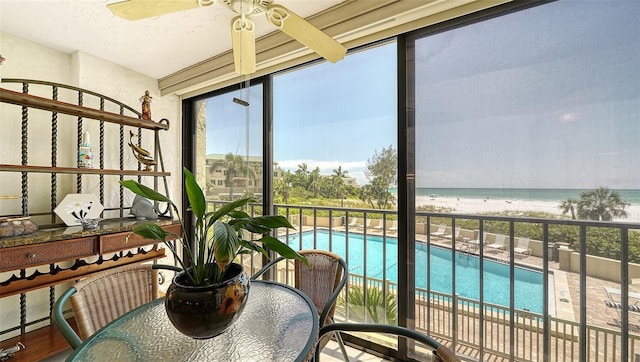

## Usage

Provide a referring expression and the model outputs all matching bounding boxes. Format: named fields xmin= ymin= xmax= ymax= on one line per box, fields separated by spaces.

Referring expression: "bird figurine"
xmin=128 ymin=130 xmax=156 ymax=171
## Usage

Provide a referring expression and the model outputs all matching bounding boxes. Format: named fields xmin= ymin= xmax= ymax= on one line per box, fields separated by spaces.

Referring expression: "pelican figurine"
xmin=128 ymin=130 xmax=156 ymax=171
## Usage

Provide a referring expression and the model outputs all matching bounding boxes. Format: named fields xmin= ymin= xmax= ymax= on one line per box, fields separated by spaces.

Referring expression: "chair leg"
xmin=335 ymin=331 xmax=350 ymax=361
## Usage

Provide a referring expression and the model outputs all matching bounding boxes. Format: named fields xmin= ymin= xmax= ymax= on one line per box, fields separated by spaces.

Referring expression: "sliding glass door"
xmin=190 ymin=83 xmax=264 ymax=202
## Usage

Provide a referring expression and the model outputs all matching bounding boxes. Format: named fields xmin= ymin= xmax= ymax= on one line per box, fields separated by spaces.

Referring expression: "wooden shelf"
xmin=0 ymin=164 xmax=170 ymax=177
xmin=0 ymin=319 xmax=77 ymax=362
xmin=0 ymin=88 xmax=168 ymax=130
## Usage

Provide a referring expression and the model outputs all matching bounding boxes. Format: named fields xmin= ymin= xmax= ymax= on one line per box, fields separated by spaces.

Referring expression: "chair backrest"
xmin=251 ymin=249 xmax=348 ymax=360
xmin=69 ymin=264 xmax=159 ymax=340
xmin=348 ymin=217 xmax=358 ymax=226
xmin=494 ymin=234 xmax=506 ymax=245
xmin=517 ymin=237 xmax=530 ymax=249
xmin=293 ymin=250 xmax=346 ymax=326
xmin=315 ymin=323 xmax=461 ymax=362
xmin=251 ymin=250 xmax=347 ymax=325
xmin=437 ymin=224 xmax=446 ymax=233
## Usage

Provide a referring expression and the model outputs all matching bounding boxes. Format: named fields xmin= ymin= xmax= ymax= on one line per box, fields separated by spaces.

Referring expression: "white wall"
xmin=0 ymin=32 xmax=182 ymax=339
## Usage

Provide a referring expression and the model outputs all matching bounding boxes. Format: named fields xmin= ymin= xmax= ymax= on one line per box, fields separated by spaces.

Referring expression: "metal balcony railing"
xmin=206 ymin=200 xmax=640 ymax=361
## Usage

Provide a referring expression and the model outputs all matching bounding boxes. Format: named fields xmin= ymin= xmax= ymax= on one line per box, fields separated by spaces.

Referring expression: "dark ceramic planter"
xmin=164 ymin=263 xmax=249 ymax=339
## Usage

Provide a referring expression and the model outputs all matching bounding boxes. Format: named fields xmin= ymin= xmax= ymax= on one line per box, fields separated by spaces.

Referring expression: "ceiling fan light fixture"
xmin=225 ymin=0 xmax=261 ymax=15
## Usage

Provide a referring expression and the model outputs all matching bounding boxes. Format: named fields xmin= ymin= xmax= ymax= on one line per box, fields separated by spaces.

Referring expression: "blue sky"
xmin=205 ymin=43 xmax=397 ymax=186
xmin=204 ymin=85 xmax=264 ymax=159
xmin=272 ymin=44 xmax=397 ymax=185
xmin=414 ymin=0 xmax=640 ymax=189
xmin=206 ymin=0 xmax=639 ymax=189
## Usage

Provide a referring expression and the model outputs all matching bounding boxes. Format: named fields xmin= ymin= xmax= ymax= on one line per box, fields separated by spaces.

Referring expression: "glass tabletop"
xmin=68 ymin=280 xmax=319 ymax=361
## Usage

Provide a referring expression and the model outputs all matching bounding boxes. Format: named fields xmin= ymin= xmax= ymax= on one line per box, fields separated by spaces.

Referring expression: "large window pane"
xmin=273 ymin=43 xmax=399 ymax=331
xmin=412 ymin=1 xmax=639 ymax=360
xmin=273 ymin=43 xmax=397 ymax=197
xmin=193 ymin=84 xmax=263 ymax=201
xmin=415 ymin=2 xmax=639 ymax=216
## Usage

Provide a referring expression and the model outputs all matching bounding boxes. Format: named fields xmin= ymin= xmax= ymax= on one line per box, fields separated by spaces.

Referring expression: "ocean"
xmin=411 ymin=188 xmax=640 ymax=206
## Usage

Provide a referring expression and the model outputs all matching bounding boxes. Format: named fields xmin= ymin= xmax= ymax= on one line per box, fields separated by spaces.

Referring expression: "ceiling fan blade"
xmin=107 ymin=0 xmax=202 ymax=21
xmin=265 ymin=4 xmax=346 ymax=63
xmin=231 ymin=15 xmax=256 ymax=75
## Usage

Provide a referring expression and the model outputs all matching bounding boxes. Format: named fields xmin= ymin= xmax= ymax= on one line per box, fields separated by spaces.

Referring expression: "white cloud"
xmin=276 ymin=159 xmax=369 ymax=185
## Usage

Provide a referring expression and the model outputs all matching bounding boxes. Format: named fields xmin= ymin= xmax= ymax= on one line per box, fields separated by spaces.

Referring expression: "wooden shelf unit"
xmin=0 ymin=79 xmax=176 ymax=359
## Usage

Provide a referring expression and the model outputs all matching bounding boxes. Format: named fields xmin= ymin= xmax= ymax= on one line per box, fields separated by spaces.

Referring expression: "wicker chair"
xmin=314 ymin=323 xmax=461 ymax=362
xmin=251 ymin=249 xmax=349 ymax=360
xmin=52 ymin=263 xmax=159 ymax=349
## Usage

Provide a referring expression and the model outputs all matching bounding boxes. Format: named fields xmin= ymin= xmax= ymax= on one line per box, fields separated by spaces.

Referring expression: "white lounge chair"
xmin=468 ymin=233 xmax=487 ymax=247
xmin=604 ymin=286 xmax=640 ymax=331
xmin=388 ymin=220 xmax=398 ymax=233
xmin=372 ymin=220 xmax=384 ymax=230
xmin=347 ymin=217 xmax=358 ymax=228
xmin=443 ymin=227 xmax=461 ymax=242
xmin=485 ymin=234 xmax=507 ymax=252
xmin=358 ymin=219 xmax=372 ymax=229
xmin=430 ymin=224 xmax=446 ymax=238
xmin=462 ymin=233 xmax=486 ymax=252
xmin=514 ymin=237 xmax=531 ymax=257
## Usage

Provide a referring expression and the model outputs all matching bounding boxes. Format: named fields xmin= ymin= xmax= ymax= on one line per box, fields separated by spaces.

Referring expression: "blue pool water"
xmin=285 ymin=230 xmax=544 ymax=314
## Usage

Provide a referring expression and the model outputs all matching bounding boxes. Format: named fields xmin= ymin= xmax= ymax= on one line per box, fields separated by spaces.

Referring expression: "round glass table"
xmin=68 ymin=280 xmax=319 ymax=361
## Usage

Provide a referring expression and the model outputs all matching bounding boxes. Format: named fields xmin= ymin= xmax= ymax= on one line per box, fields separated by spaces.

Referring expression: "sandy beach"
xmin=416 ymin=196 xmax=640 ymax=222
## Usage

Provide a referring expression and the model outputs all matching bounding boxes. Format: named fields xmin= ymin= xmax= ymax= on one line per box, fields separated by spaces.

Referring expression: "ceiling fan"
xmin=107 ymin=0 xmax=347 ymax=75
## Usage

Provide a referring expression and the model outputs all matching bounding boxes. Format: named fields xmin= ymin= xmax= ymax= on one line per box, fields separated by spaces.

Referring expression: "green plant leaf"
xmin=227 ymin=210 xmax=251 ymax=219
xmin=205 ymin=198 xmax=255 ymax=229
xmin=120 ymin=180 xmax=172 ymax=203
xmin=260 ymin=235 xmax=309 ymax=267
xmin=248 ymin=215 xmax=294 ymax=229
xmin=239 ymin=239 xmax=268 ymax=257
xmin=213 ymin=221 xmax=240 ymax=270
xmin=130 ymin=222 xmax=168 ymax=241
xmin=231 ymin=215 xmax=294 ymax=235
xmin=237 ymin=221 xmax=271 ymax=235
xmin=183 ymin=168 xmax=206 ymax=219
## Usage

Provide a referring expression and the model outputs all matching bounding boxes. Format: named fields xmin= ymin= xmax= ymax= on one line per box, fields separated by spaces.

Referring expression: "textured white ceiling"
xmin=0 ymin=0 xmax=343 ymax=79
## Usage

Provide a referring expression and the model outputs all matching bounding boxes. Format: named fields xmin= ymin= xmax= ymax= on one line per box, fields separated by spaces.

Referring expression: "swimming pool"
xmin=284 ymin=230 xmax=545 ymax=314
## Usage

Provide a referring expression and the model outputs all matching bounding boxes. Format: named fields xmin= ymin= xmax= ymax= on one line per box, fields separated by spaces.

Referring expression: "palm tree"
xmin=559 ymin=198 xmax=578 ymax=219
xmin=294 ymin=163 xmax=310 ymax=188
xmin=332 ymin=166 xmax=348 ymax=207
xmin=576 ymin=187 xmax=630 ymax=221
xmin=332 ymin=165 xmax=348 ymax=178
xmin=308 ymin=167 xmax=321 ymax=198
xmin=213 ymin=153 xmax=256 ymax=200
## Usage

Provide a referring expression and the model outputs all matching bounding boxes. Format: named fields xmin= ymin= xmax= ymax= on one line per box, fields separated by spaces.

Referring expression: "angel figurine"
xmin=139 ymin=90 xmax=153 ymax=120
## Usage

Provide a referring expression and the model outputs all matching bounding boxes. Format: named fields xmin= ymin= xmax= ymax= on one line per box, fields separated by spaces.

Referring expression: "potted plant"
xmin=120 ymin=167 xmax=307 ymax=339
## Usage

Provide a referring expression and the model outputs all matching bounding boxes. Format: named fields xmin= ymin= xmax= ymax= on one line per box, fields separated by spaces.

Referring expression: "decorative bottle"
xmin=78 ymin=131 xmax=93 ymax=168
